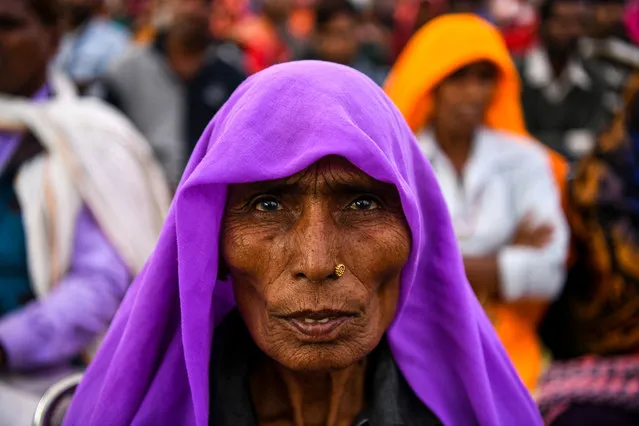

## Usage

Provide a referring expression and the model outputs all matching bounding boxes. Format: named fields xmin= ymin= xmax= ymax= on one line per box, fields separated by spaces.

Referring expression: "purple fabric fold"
xmin=64 ymin=61 xmax=542 ymax=426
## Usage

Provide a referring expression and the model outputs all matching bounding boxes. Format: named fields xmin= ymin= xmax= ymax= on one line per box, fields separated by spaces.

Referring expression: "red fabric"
xmin=231 ymin=16 xmax=291 ymax=75
xmin=502 ymin=19 xmax=538 ymax=55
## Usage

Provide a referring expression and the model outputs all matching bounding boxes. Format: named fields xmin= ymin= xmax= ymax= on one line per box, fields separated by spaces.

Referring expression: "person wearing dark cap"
xmin=515 ymin=0 xmax=608 ymax=163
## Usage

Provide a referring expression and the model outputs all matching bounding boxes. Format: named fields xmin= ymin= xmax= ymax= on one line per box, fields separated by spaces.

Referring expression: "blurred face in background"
xmin=169 ymin=0 xmax=211 ymax=53
xmin=263 ymin=0 xmax=293 ymax=24
xmin=542 ymin=2 xmax=585 ymax=59
xmin=432 ymin=61 xmax=498 ymax=138
xmin=589 ymin=2 xmax=625 ymax=39
xmin=315 ymin=12 xmax=358 ymax=65
xmin=450 ymin=0 xmax=486 ymax=13
xmin=0 ymin=0 xmax=59 ymax=97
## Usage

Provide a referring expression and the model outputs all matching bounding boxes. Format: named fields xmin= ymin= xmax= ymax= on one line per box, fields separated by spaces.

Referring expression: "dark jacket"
xmin=515 ymin=47 xmax=609 ymax=163
xmin=97 ymin=33 xmax=246 ymax=187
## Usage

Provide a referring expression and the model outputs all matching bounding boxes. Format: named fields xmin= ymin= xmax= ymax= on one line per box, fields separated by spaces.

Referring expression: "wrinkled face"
xmin=432 ymin=61 xmax=498 ymax=137
xmin=315 ymin=13 xmax=358 ymax=65
xmin=222 ymin=156 xmax=410 ymax=372
xmin=0 ymin=0 xmax=58 ymax=97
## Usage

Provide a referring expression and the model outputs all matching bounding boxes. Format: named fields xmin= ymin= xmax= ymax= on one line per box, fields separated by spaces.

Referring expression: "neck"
xmin=550 ymin=55 xmax=569 ymax=77
xmin=544 ymin=45 xmax=571 ymax=77
xmin=433 ymin=124 xmax=474 ymax=175
xmin=10 ymin=73 xmax=47 ymax=99
xmin=251 ymin=355 xmax=367 ymax=426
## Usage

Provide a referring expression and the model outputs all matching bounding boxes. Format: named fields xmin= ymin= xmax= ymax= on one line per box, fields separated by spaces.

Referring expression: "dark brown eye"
xmin=254 ymin=198 xmax=282 ymax=212
xmin=348 ymin=197 xmax=380 ymax=211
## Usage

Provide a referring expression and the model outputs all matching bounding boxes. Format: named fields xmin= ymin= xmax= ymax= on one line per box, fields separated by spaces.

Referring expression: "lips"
xmin=276 ymin=310 xmax=359 ymax=340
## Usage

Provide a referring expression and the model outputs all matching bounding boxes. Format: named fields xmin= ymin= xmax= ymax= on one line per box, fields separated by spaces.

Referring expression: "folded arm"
xmin=465 ymin=151 xmax=569 ymax=302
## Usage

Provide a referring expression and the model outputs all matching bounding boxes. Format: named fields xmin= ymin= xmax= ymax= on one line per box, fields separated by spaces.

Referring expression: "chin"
xmin=248 ymin=315 xmax=385 ymax=372
xmin=275 ymin=342 xmax=370 ymax=372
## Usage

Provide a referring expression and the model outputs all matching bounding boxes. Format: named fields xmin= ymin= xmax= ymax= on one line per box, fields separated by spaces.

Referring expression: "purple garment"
xmin=0 ymin=86 xmax=130 ymax=370
xmin=64 ymin=61 xmax=542 ymax=426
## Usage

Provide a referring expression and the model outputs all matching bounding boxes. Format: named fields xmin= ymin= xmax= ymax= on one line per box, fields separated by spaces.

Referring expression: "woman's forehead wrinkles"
xmin=299 ymin=162 xmax=379 ymax=196
xmin=230 ymin=158 xmax=384 ymax=197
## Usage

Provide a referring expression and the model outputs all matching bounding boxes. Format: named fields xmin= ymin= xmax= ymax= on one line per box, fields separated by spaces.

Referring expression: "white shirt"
xmin=418 ymin=128 xmax=569 ymax=301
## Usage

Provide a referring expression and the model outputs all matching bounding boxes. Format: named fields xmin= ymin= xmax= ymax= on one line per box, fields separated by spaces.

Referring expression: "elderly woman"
xmin=63 ymin=61 xmax=542 ymax=425
xmin=384 ymin=14 xmax=570 ymax=390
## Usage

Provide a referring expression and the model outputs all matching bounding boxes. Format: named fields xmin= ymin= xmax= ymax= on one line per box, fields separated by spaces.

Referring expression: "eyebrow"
xmin=234 ymin=178 xmax=393 ymax=199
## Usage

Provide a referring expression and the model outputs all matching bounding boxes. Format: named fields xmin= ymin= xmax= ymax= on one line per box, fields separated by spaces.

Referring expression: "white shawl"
xmin=0 ymin=74 xmax=171 ymax=298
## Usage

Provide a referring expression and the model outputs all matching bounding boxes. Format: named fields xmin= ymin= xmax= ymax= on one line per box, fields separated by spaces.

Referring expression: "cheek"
xmin=343 ymin=220 xmax=410 ymax=284
xmin=482 ymin=83 xmax=497 ymax=105
xmin=341 ymin=219 xmax=410 ymax=323
xmin=221 ymin=218 xmax=292 ymax=332
xmin=432 ymin=89 xmax=458 ymax=121
xmin=6 ymin=32 xmax=48 ymax=70
xmin=221 ymin=219 xmax=289 ymax=279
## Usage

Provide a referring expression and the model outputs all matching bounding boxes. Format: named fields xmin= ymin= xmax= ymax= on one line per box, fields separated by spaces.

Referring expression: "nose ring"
xmin=334 ymin=264 xmax=346 ymax=278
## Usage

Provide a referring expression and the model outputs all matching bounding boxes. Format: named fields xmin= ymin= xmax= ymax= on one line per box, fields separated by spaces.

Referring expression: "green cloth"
xmin=0 ymin=172 xmax=34 ymax=316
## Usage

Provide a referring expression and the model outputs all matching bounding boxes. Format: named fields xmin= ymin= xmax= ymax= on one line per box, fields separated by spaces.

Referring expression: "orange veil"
xmin=384 ymin=14 xmax=568 ymax=390
xmin=385 ymin=13 xmax=567 ymax=192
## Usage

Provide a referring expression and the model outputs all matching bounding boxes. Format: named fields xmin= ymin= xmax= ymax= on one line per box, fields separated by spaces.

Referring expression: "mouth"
xmin=275 ymin=310 xmax=360 ymax=341
xmin=457 ymin=106 xmax=483 ymax=121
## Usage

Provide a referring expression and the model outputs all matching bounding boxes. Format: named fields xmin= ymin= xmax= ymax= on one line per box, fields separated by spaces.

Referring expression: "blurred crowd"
xmin=3 ymin=0 xmax=639 ymax=425
xmin=44 ymin=0 xmax=637 ymax=185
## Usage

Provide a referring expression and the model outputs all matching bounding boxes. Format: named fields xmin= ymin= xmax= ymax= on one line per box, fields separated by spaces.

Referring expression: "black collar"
xmin=209 ymin=311 xmax=441 ymax=426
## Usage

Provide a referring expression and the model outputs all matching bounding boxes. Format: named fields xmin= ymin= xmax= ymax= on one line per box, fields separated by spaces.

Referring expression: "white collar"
xmin=418 ymin=127 xmax=496 ymax=171
xmin=524 ymin=46 xmax=591 ymax=96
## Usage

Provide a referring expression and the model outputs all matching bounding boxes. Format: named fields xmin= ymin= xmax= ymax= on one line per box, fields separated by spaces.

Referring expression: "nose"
xmin=291 ymin=202 xmax=340 ymax=284
xmin=463 ymin=77 xmax=487 ymax=102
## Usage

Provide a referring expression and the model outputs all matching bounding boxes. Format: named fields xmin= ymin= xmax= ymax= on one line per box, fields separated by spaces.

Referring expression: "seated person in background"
xmin=515 ymin=0 xmax=608 ymax=163
xmin=299 ymin=0 xmax=389 ymax=86
xmin=96 ymin=0 xmax=246 ymax=189
xmin=64 ymin=60 xmax=543 ymax=426
xmin=538 ymin=74 xmax=639 ymax=426
xmin=54 ymin=0 xmax=130 ymax=92
xmin=385 ymin=14 xmax=569 ymax=390
xmin=0 ymin=0 xmax=169 ymax=407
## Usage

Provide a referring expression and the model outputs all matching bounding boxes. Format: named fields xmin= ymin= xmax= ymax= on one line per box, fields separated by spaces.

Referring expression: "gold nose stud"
xmin=334 ymin=264 xmax=346 ymax=278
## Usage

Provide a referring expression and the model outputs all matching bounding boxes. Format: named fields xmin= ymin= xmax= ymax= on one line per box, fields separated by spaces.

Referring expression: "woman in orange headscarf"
xmin=385 ymin=14 xmax=569 ymax=390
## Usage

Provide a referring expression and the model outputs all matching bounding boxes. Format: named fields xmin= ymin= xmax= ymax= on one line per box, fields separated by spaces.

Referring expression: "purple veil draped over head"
xmin=64 ymin=61 xmax=542 ymax=426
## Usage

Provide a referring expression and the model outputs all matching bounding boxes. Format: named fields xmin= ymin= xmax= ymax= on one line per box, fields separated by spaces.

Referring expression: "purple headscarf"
xmin=64 ymin=61 xmax=542 ymax=426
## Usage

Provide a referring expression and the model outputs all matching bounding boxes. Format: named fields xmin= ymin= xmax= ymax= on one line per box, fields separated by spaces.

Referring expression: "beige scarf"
xmin=0 ymin=73 xmax=171 ymax=297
